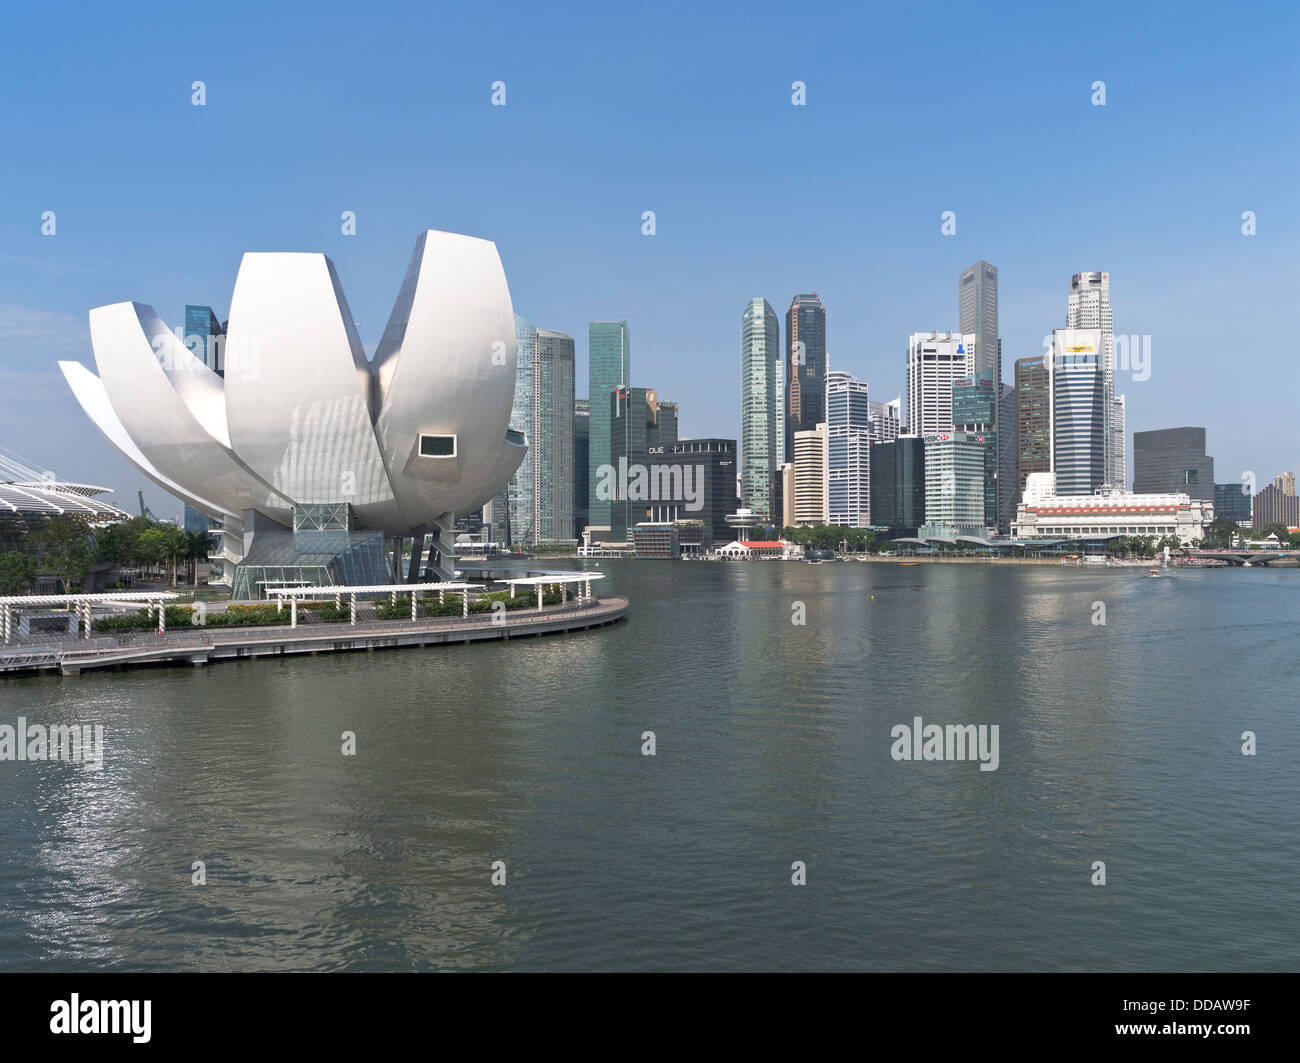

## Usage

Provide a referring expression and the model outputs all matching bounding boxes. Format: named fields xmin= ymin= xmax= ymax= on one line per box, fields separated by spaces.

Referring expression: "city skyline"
xmin=1 ymin=2 xmax=1296 ymax=518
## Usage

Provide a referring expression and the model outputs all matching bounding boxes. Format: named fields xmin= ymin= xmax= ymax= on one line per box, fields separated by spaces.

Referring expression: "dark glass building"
xmin=1133 ymin=427 xmax=1214 ymax=501
xmin=608 ymin=387 xmax=680 ymax=541
xmin=1214 ymin=482 xmax=1251 ymax=524
xmin=648 ymin=438 xmax=737 ymax=545
xmin=869 ymin=435 xmax=925 ymax=537
xmin=185 ymin=305 xmax=226 ymax=376
xmin=573 ymin=398 xmax=589 ymax=539
xmin=1015 ymin=355 xmax=1050 ymax=501
xmin=784 ymin=294 xmax=826 ymax=463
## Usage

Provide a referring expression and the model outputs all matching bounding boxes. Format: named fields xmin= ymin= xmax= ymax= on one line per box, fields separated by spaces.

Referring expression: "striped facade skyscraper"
xmin=825 ymin=370 xmax=872 ymax=528
xmin=587 ymin=321 xmax=630 ymax=532
xmin=1066 ymin=272 xmax=1121 ymax=486
xmin=740 ymin=297 xmax=781 ymax=519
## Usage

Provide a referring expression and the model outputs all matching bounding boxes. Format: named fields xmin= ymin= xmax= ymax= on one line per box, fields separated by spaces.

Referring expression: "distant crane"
xmin=137 ymin=489 xmax=159 ymax=522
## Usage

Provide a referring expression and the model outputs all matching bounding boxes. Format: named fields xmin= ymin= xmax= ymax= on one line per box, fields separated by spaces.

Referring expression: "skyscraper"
xmin=1214 ymin=482 xmax=1251 ymax=525
xmin=869 ymin=436 xmax=925 ymax=537
xmin=1276 ymin=472 xmax=1295 ymax=496
xmin=825 ymin=371 xmax=872 ymax=528
xmin=960 ymin=261 xmax=1011 ymax=530
xmin=573 ymin=398 xmax=589 ymax=540
xmin=184 ymin=305 xmax=226 ymax=376
xmin=1111 ymin=394 xmax=1127 ymax=489
xmin=952 ymin=370 xmax=998 ymax=529
xmin=534 ymin=329 xmax=576 ymax=543
xmin=1066 ymin=272 xmax=1115 ymax=484
xmin=791 ymin=422 xmax=827 ymax=526
xmin=608 ymin=386 xmax=678 ymax=541
xmin=1049 ymin=328 xmax=1107 ymax=495
xmin=492 ymin=313 xmax=538 ymax=546
xmin=740 ymin=298 xmax=781 ymax=519
xmin=588 ymin=321 xmax=630 ymax=533
xmin=923 ymin=432 xmax=987 ymax=537
xmin=997 ymin=382 xmax=1018 ymax=530
xmin=1252 ymin=483 xmax=1299 ymax=530
xmin=867 ymin=397 xmax=901 ymax=443
xmin=907 ymin=331 xmax=973 ymax=437
xmin=785 ymin=294 xmax=826 ymax=463
xmin=1015 ymin=355 xmax=1050 ymax=502
xmin=1132 ymin=427 xmax=1214 ymax=502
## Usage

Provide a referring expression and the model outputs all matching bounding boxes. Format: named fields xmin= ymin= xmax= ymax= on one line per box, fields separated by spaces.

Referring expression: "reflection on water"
xmin=1 ymin=561 xmax=1296 ymax=970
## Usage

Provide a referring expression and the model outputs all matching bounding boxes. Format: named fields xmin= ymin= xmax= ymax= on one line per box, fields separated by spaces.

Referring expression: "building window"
xmin=419 ymin=434 xmax=456 ymax=457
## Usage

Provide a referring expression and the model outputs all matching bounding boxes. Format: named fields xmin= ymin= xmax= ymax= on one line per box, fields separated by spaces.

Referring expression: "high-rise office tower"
xmin=184 ymin=305 xmax=226 ymax=376
xmin=952 ymin=370 xmax=999 ymax=529
xmin=907 ymin=331 xmax=974 ymax=438
xmin=1111 ymin=394 xmax=1127 ymax=489
xmin=533 ymin=329 xmax=575 ymax=543
xmin=1015 ymin=355 xmax=1050 ymax=502
xmin=1214 ymin=482 xmax=1251 ymax=525
xmin=997 ymin=382 xmax=1018 ymax=530
xmin=791 ymin=422 xmax=827 ymax=526
xmin=652 ymin=438 xmax=737 ymax=544
xmin=825 ymin=371 xmax=873 ymax=528
xmin=1049 ymin=328 xmax=1107 ymax=495
xmin=1066 ymin=272 xmax=1115 ymax=484
xmin=1252 ymin=483 xmax=1299 ymax=530
xmin=609 ymin=386 xmax=678 ymax=541
xmin=869 ymin=435 xmax=925 ymax=536
xmin=588 ymin=321 xmax=630 ymax=532
xmin=1132 ymin=427 xmax=1214 ymax=502
xmin=785 ymin=294 xmax=827 ymax=463
xmin=868 ymin=397 xmax=901 ymax=443
xmin=740 ymin=298 xmax=782 ymax=519
xmin=491 ymin=313 xmax=538 ymax=546
xmin=1276 ymin=472 xmax=1295 ymax=496
xmin=573 ymin=398 xmax=589 ymax=540
xmin=922 ymin=432 xmax=988 ymax=536
xmin=960 ymin=261 xmax=1010 ymax=530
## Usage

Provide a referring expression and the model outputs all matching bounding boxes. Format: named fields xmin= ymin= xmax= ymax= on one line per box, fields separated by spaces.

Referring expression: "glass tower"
xmin=588 ymin=321 xmax=630 ymax=530
xmin=826 ymin=371 xmax=872 ymax=527
xmin=784 ymin=294 xmax=826 ymax=464
xmin=534 ymin=329 xmax=575 ymax=543
xmin=740 ymin=297 xmax=781 ymax=519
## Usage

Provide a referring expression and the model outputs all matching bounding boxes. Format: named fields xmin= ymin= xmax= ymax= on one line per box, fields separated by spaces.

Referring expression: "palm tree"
xmin=183 ymin=530 xmax=211 ymax=587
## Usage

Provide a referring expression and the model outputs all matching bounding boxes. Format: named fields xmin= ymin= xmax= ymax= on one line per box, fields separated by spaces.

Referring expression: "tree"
xmin=183 ymin=529 xmax=211 ymax=586
xmin=1204 ymin=518 xmax=1239 ymax=548
xmin=32 ymin=517 xmax=92 ymax=592
xmin=0 ymin=552 xmax=37 ymax=595
xmin=135 ymin=528 xmax=167 ymax=578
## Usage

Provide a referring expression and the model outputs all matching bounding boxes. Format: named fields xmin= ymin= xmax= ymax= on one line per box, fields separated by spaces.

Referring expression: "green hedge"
xmin=93 ymin=605 xmax=195 ymax=631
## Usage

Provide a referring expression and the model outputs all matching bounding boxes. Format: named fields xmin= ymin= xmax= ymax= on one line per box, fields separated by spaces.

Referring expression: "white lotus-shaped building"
xmin=61 ymin=229 xmax=527 ymax=593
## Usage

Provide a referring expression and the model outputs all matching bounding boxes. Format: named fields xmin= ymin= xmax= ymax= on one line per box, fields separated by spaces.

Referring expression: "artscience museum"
xmin=60 ymin=230 xmax=528 ymax=598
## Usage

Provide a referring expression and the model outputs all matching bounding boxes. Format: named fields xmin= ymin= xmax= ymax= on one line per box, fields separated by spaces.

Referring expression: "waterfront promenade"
xmin=0 ymin=596 xmax=628 ymax=677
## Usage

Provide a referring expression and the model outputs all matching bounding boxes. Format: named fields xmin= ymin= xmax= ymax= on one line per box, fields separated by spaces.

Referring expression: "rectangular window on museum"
xmin=419 ymin=434 xmax=456 ymax=457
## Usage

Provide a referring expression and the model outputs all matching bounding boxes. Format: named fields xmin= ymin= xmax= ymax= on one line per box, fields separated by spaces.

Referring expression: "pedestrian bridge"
xmin=1184 ymin=549 xmax=1300 ymax=566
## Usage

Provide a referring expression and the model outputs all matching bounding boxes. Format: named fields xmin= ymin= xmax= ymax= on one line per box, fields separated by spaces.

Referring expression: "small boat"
xmin=1147 ymin=568 xmax=1161 ymax=578
xmin=898 ymin=560 xmax=919 ymax=566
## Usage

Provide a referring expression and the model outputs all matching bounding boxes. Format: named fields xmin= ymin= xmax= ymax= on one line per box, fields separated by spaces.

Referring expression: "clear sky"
xmin=1 ymin=0 xmax=1295 ymax=518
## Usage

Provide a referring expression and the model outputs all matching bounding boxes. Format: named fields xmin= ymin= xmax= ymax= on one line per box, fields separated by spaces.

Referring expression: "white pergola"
xmin=267 ymin=582 xmax=486 ymax=626
xmin=0 ymin=591 xmax=181 ymax=642
xmin=501 ymin=572 xmax=604 ymax=610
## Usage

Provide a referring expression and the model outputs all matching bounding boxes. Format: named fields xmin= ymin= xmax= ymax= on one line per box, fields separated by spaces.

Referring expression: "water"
xmin=1 ymin=560 xmax=1296 ymax=971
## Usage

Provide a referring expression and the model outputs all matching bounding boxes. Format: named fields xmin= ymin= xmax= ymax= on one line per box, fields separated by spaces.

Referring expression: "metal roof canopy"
xmin=267 ymin=582 xmax=485 ymax=597
xmin=0 ymin=591 xmax=180 ymax=606
xmin=502 ymin=573 xmax=605 ymax=586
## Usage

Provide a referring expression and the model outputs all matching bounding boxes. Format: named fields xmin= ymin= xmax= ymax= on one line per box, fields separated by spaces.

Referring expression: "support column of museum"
xmin=406 ymin=524 xmax=426 ymax=582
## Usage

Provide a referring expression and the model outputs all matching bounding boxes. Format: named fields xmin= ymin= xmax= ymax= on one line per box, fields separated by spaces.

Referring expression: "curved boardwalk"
xmin=0 ymin=597 xmax=628 ymax=677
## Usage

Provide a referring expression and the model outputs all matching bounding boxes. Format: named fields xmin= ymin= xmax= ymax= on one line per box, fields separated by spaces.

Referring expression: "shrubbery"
xmin=93 ymin=605 xmax=194 ymax=631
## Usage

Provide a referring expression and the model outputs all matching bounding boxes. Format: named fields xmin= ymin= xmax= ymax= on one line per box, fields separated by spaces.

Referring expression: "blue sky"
xmin=1 ymin=0 xmax=1296 ymax=517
